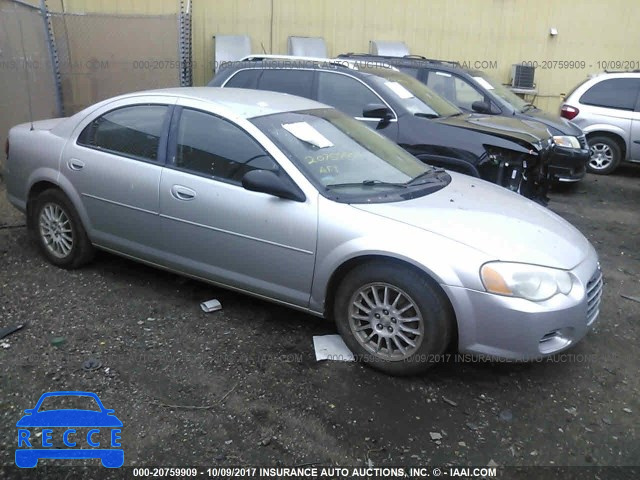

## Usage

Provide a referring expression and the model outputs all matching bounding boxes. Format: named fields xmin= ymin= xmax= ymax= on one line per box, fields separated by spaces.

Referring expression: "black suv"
xmin=210 ymin=56 xmax=562 ymax=202
xmin=338 ymin=53 xmax=590 ymax=182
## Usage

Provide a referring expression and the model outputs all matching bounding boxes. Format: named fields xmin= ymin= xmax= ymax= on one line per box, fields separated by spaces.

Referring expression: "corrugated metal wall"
xmin=28 ymin=0 xmax=640 ymax=112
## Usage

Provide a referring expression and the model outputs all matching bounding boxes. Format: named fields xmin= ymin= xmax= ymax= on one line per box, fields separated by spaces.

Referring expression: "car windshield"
xmin=472 ymin=72 xmax=530 ymax=111
xmin=251 ymin=108 xmax=442 ymax=198
xmin=359 ymin=67 xmax=462 ymax=118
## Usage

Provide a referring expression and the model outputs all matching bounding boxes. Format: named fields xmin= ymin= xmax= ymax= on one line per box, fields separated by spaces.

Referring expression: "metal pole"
xmin=39 ymin=0 xmax=64 ymax=116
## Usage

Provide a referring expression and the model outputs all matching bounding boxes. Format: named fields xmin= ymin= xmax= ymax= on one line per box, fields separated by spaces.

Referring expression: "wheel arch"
xmin=585 ymin=130 xmax=627 ymax=160
xmin=323 ymin=254 xmax=459 ymax=349
xmin=26 ymin=176 xmax=92 ymax=237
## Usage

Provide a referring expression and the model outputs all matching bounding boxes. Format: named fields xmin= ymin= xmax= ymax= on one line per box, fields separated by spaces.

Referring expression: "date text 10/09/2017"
xmin=520 ymin=60 xmax=640 ymax=70
xmin=131 ymin=466 xmax=498 ymax=478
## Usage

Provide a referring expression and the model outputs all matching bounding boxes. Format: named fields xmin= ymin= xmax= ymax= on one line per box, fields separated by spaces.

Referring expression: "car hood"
xmin=352 ymin=172 xmax=591 ymax=270
xmin=435 ymin=113 xmax=552 ymax=149
xmin=521 ymin=109 xmax=583 ymax=136
xmin=16 ymin=410 xmax=123 ymax=427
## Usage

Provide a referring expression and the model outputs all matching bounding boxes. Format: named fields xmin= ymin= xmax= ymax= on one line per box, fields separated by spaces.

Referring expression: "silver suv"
xmin=561 ymin=72 xmax=640 ymax=174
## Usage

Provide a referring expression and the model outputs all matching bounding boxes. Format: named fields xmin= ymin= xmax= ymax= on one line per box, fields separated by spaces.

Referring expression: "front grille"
xmin=586 ymin=269 xmax=603 ymax=325
xmin=577 ymin=134 xmax=588 ymax=149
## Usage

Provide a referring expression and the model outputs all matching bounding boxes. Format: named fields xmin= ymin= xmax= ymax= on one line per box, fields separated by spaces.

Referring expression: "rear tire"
xmin=333 ymin=261 xmax=453 ymax=376
xmin=587 ymin=136 xmax=621 ymax=175
xmin=29 ymin=188 xmax=94 ymax=269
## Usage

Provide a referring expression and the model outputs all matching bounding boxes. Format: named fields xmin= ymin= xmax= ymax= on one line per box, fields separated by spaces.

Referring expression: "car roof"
xmin=216 ymin=56 xmax=400 ymax=81
xmin=110 ymin=87 xmax=329 ymax=119
xmin=338 ymin=53 xmax=464 ymax=71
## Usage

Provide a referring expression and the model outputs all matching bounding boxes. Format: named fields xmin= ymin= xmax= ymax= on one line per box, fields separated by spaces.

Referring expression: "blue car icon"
xmin=16 ymin=391 xmax=123 ymax=468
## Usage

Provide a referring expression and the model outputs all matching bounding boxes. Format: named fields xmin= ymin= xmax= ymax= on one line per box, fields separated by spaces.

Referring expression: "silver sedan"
xmin=4 ymin=88 xmax=603 ymax=375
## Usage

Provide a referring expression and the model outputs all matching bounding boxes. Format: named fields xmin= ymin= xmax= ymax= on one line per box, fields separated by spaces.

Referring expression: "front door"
xmin=158 ymin=105 xmax=318 ymax=307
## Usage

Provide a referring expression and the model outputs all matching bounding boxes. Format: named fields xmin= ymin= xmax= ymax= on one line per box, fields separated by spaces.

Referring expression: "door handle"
xmin=170 ymin=185 xmax=196 ymax=201
xmin=68 ymin=159 xmax=85 ymax=171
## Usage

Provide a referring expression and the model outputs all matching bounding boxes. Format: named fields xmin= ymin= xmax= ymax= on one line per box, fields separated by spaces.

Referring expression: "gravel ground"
xmin=1 ymin=167 xmax=639 ymax=477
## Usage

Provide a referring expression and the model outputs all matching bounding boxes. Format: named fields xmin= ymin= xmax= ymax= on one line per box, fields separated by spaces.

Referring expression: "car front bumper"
xmin=549 ymin=146 xmax=589 ymax=182
xmin=443 ymin=252 xmax=602 ymax=360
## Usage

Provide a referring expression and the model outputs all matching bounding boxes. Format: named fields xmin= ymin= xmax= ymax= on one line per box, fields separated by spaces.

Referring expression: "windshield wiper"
xmin=405 ymin=170 xmax=441 ymax=185
xmin=521 ymin=103 xmax=537 ymax=113
xmin=414 ymin=112 xmax=439 ymax=119
xmin=326 ymin=179 xmax=407 ymax=189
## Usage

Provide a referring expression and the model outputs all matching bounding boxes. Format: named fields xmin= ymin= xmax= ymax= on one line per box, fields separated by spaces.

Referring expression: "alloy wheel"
xmin=589 ymin=143 xmax=613 ymax=170
xmin=39 ymin=203 xmax=74 ymax=259
xmin=348 ymin=282 xmax=424 ymax=360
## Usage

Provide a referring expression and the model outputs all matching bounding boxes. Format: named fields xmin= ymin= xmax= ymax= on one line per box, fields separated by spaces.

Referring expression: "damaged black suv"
xmin=210 ymin=56 xmax=558 ymax=203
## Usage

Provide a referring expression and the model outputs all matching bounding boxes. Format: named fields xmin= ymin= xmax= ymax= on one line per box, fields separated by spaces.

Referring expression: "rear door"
xmin=579 ymin=78 xmax=639 ymax=157
xmin=63 ymin=98 xmax=174 ymax=258
xmin=157 ymin=100 xmax=318 ymax=306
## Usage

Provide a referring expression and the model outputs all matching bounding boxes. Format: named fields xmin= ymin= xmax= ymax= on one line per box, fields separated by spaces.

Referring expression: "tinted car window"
xmin=258 ymin=70 xmax=314 ymax=98
xmin=470 ymin=72 xmax=528 ymax=111
xmin=399 ymin=66 xmax=420 ymax=78
xmin=78 ymin=105 xmax=167 ymax=161
xmin=224 ymin=69 xmax=260 ymax=88
xmin=317 ymin=72 xmax=382 ymax=117
xmin=580 ymin=78 xmax=640 ymax=110
xmin=425 ymin=71 xmax=484 ymax=110
xmin=175 ymin=108 xmax=278 ymax=183
xmin=453 ymin=77 xmax=484 ymax=110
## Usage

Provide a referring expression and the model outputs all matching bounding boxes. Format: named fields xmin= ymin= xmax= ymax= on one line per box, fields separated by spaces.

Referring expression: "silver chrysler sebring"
xmin=4 ymin=88 xmax=603 ymax=375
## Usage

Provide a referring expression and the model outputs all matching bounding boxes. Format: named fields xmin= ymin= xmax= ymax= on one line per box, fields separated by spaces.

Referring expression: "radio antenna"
xmin=14 ymin=2 xmax=35 ymax=131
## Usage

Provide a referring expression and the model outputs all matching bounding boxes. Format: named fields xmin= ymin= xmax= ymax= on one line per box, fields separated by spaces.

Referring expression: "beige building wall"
xmin=45 ymin=0 xmax=640 ymax=112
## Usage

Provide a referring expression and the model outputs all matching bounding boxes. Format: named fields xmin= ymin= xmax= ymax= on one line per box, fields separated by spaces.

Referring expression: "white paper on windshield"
xmin=435 ymin=71 xmax=452 ymax=77
xmin=385 ymin=81 xmax=414 ymax=99
xmin=473 ymin=76 xmax=495 ymax=90
xmin=282 ymin=122 xmax=333 ymax=148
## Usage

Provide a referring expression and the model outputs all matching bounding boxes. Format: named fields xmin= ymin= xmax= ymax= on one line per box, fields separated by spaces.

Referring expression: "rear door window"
xmin=580 ymin=78 xmax=640 ymax=110
xmin=77 ymin=105 xmax=168 ymax=161
xmin=224 ymin=69 xmax=260 ymax=88
xmin=257 ymin=70 xmax=314 ymax=99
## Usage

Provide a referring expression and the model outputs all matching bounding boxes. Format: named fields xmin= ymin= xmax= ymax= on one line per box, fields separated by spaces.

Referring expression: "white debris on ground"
xmin=313 ymin=334 xmax=355 ymax=362
xmin=200 ymin=299 xmax=222 ymax=313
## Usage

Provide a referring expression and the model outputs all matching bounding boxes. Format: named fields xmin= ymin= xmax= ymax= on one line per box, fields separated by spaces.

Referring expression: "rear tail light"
xmin=560 ymin=104 xmax=579 ymax=120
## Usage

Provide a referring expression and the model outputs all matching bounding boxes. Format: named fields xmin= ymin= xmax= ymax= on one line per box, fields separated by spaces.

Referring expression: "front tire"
xmin=587 ymin=136 xmax=621 ymax=175
xmin=334 ymin=262 xmax=454 ymax=376
xmin=30 ymin=188 xmax=94 ymax=269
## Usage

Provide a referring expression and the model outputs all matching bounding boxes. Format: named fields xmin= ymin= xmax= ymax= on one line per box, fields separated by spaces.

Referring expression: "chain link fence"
xmin=0 ymin=0 xmax=58 ymax=168
xmin=1 ymin=0 xmax=191 ymax=176
xmin=50 ymin=12 xmax=183 ymax=115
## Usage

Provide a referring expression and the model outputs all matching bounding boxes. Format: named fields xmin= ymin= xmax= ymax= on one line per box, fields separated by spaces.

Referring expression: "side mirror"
xmin=242 ymin=170 xmax=306 ymax=202
xmin=362 ymin=103 xmax=394 ymax=124
xmin=471 ymin=100 xmax=492 ymax=114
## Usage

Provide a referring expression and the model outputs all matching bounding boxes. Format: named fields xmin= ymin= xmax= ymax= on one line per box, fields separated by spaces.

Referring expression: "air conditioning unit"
xmin=287 ymin=36 xmax=327 ymax=57
xmin=511 ymin=64 xmax=535 ymax=89
xmin=369 ymin=40 xmax=410 ymax=57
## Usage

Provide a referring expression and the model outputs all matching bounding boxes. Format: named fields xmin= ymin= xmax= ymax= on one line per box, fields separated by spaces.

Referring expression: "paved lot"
xmin=1 ymin=167 xmax=639 ymax=474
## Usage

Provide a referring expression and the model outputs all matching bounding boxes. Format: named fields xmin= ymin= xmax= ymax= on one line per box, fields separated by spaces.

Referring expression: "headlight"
xmin=552 ymin=135 xmax=581 ymax=149
xmin=480 ymin=262 xmax=573 ymax=302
